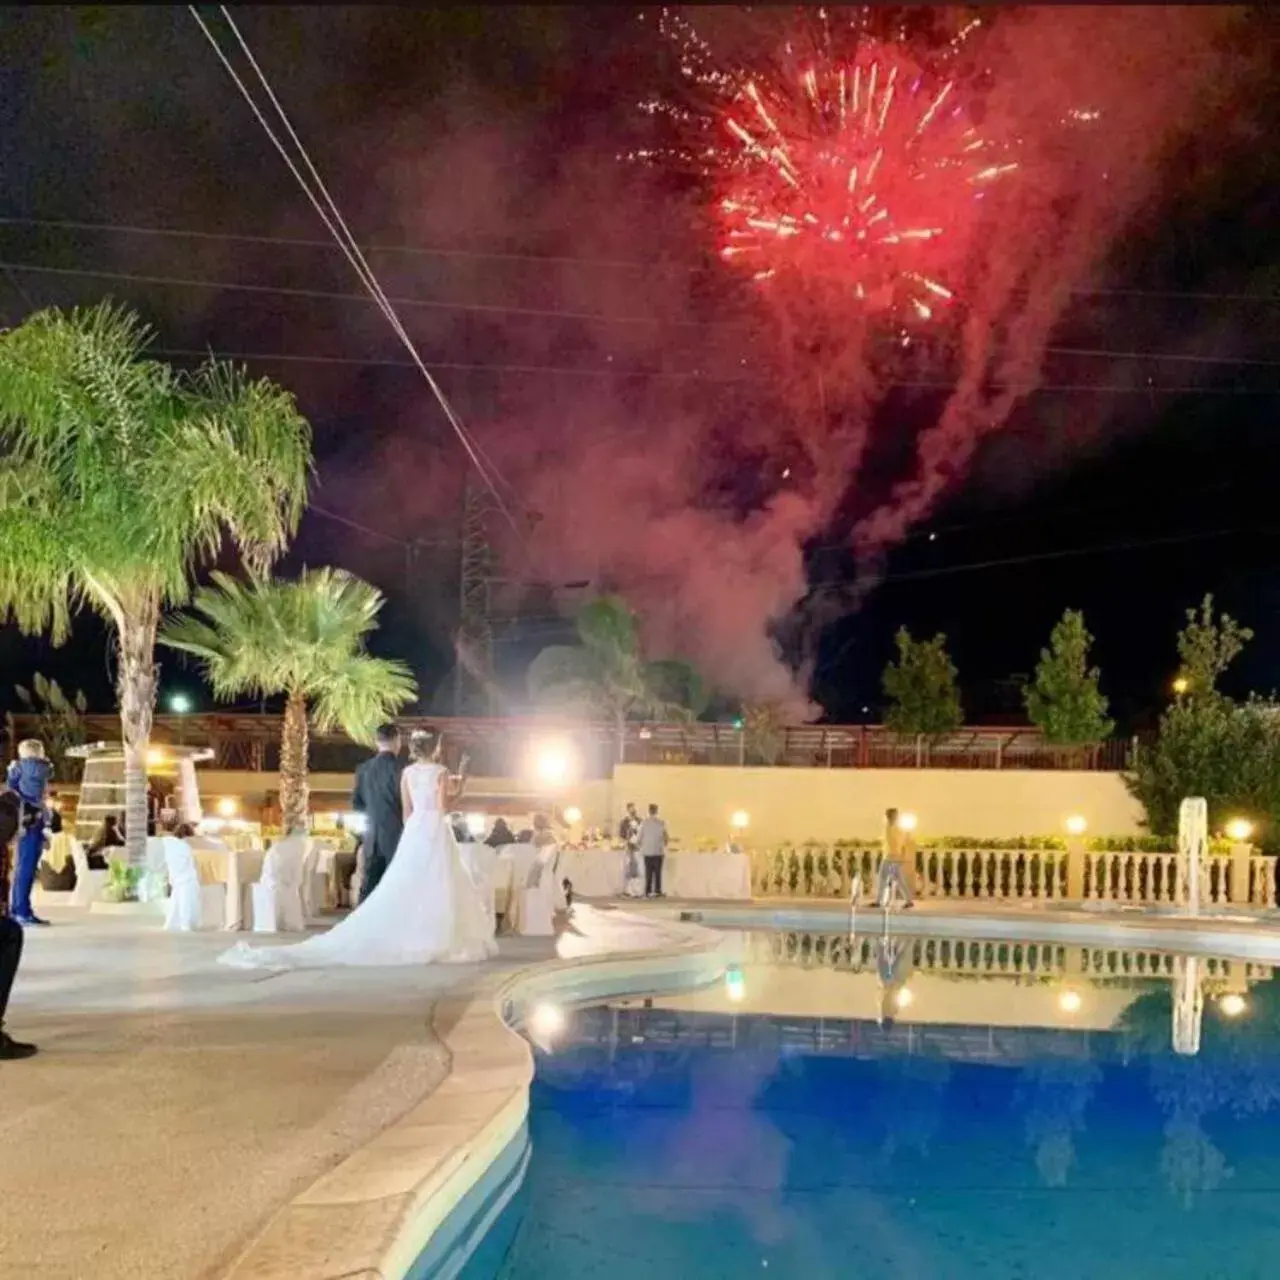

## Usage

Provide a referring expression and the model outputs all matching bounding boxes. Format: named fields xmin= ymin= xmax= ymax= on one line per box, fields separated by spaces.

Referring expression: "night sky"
xmin=1 ymin=6 xmax=1278 ymax=731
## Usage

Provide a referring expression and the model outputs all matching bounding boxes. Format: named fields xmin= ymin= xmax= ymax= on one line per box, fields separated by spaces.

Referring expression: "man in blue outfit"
xmin=7 ymin=739 xmax=53 ymax=927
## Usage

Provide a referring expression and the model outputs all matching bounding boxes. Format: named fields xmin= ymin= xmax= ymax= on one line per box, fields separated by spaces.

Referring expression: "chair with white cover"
xmin=162 ymin=837 xmax=226 ymax=932
xmin=299 ymin=840 xmax=325 ymax=922
xmin=507 ymin=845 xmax=559 ymax=937
xmin=69 ymin=838 xmax=111 ymax=908
xmin=140 ymin=837 xmax=172 ymax=905
xmin=457 ymin=842 xmax=499 ymax=937
xmin=250 ymin=835 xmax=310 ymax=933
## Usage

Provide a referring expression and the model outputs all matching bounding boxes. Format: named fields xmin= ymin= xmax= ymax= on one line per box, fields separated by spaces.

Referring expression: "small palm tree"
xmin=0 ymin=302 xmax=311 ymax=864
xmin=527 ymin=595 xmax=706 ymax=760
xmin=160 ymin=568 xmax=416 ymax=831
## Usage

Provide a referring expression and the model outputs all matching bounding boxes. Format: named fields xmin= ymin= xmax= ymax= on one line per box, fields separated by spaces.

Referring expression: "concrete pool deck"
xmin=6 ymin=897 xmax=1280 ymax=1280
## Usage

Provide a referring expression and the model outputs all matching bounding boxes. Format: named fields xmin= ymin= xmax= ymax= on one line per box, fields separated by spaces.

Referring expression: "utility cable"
xmin=188 ymin=5 xmax=525 ymax=538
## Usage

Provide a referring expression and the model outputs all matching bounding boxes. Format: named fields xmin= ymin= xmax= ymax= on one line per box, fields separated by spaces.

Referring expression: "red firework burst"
xmin=638 ymin=9 xmax=1015 ymax=323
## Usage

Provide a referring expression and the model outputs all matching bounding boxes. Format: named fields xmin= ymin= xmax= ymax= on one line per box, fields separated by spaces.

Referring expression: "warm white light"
xmin=1058 ymin=990 xmax=1083 ymax=1014
xmin=529 ymin=1003 xmax=565 ymax=1038
xmin=1065 ymin=815 xmax=1088 ymax=836
xmin=725 ymin=965 xmax=747 ymax=1004
xmin=1225 ymin=818 xmax=1254 ymax=843
xmin=465 ymin=812 xmax=487 ymax=837
xmin=146 ymin=748 xmax=168 ymax=767
xmin=563 ymin=806 xmax=583 ymax=825
xmin=894 ymin=987 xmax=914 ymax=1009
xmin=730 ymin=809 xmax=751 ymax=831
xmin=215 ymin=797 xmax=238 ymax=818
xmin=897 ymin=812 xmax=918 ymax=833
xmin=1219 ymin=993 xmax=1247 ymax=1018
xmin=533 ymin=742 xmax=574 ymax=787
xmin=1173 ymin=676 xmax=1189 ymax=696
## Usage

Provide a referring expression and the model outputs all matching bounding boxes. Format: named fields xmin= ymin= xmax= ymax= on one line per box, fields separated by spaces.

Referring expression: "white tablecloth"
xmin=546 ymin=848 xmax=753 ymax=901
xmin=190 ymin=842 xmax=265 ymax=930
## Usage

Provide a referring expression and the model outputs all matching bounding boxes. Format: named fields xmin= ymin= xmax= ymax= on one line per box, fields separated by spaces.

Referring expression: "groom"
xmin=351 ymin=723 xmax=404 ymax=900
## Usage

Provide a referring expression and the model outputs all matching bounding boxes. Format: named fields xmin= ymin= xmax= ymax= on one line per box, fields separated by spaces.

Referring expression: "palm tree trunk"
xmin=117 ymin=599 xmax=158 ymax=869
xmin=279 ymin=690 xmax=309 ymax=833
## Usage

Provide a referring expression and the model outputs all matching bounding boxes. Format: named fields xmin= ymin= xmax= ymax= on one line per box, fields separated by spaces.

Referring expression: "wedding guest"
xmin=637 ymin=803 xmax=669 ymax=899
xmin=86 ymin=814 xmax=126 ymax=871
xmin=531 ymin=813 xmax=557 ymax=849
xmin=876 ymin=808 xmax=916 ymax=909
xmin=7 ymin=739 xmax=53 ymax=926
xmin=486 ymin=817 xmax=516 ymax=848
xmin=619 ymin=802 xmax=641 ymax=854
xmin=0 ymin=787 xmax=37 ymax=1058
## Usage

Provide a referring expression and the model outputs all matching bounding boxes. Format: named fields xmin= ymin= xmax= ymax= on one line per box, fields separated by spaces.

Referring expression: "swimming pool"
xmin=439 ymin=926 xmax=1280 ymax=1279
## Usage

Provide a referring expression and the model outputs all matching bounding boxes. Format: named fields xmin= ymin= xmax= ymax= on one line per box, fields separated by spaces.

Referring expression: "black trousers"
xmin=644 ymin=855 xmax=664 ymax=896
xmin=0 ymin=915 xmax=24 ymax=1030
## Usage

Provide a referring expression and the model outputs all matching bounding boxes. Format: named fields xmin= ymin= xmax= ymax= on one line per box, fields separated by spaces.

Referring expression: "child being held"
xmin=7 ymin=740 xmax=52 ymax=830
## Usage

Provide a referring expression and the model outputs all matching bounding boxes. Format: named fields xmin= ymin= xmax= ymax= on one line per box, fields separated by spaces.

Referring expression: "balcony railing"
xmin=6 ymin=711 xmax=1138 ymax=778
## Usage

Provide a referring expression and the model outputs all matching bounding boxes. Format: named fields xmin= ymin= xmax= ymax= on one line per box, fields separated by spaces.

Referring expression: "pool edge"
xmin=222 ymin=899 xmax=1280 ymax=1279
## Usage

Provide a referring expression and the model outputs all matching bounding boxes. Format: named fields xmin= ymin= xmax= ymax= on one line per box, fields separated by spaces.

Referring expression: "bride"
xmin=220 ymin=729 xmax=498 ymax=969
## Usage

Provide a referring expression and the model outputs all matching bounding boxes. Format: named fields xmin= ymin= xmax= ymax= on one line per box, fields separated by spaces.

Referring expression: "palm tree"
xmin=161 ymin=568 xmax=416 ymax=830
xmin=526 ymin=595 xmax=706 ymax=760
xmin=0 ymin=302 xmax=311 ymax=864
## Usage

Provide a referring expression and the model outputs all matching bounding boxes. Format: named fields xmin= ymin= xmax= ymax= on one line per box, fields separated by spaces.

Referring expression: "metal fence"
xmin=6 ymin=712 xmax=1137 ymax=779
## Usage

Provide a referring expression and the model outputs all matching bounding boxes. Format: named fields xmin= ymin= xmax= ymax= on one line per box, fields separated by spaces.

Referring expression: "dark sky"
xmin=1 ymin=6 xmax=1278 ymax=730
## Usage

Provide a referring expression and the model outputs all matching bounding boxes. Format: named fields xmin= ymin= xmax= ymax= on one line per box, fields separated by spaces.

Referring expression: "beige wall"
xmin=149 ymin=763 xmax=1143 ymax=842
xmin=612 ymin=764 xmax=1145 ymax=843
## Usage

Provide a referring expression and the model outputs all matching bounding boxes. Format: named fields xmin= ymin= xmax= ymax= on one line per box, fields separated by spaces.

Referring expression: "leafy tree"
xmin=13 ymin=672 xmax=89 ymax=781
xmin=1176 ymin=594 xmax=1252 ymax=696
xmin=882 ymin=628 xmax=962 ymax=740
xmin=0 ymin=302 xmax=312 ymax=862
xmin=742 ymin=702 xmax=787 ymax=765
xmin=1024 ymin=609 xmax=1114 ymax=747
xmin=1128 ymin=600 xmax=1280 ymax=846
xmin=527 ymin=595 xmax=706 ymax=759
xmin=161 ymin=569 xmax=416 ymax=832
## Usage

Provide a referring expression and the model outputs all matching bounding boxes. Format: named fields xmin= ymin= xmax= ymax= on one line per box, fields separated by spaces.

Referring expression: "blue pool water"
xmin=451 ymin=930 xmax=1280 ymax=1279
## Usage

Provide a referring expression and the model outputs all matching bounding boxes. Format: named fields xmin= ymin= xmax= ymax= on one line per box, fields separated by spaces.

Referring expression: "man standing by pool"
xmin=637 ymin=803 xmax=669 ymax=899
xmin=876 ymin=808 xmax=915 ymax=909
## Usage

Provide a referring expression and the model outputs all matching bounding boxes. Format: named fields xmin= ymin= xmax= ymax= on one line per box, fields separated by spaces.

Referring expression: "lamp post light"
xmin=1172 ymin=676 xmax=1189 ymax=698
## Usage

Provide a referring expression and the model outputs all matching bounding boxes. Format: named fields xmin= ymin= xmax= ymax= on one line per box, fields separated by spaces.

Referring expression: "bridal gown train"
xmin=219 ymin=762 xmax=498 ymax=969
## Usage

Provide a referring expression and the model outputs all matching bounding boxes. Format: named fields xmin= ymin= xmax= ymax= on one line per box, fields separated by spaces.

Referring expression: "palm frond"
xmin=0 ymin=302 xmax=314 ymax=628
xmin=160 ymin=567 xmax=416 ymax=719
xmin=310 ymin=654 xmax=417 ymax=741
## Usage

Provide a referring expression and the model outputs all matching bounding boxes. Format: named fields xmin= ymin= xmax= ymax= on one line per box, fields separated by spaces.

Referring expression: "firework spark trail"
xmin=640 ymin=8 xmax=1008 ymax=326
xmin=847 ymin=6 xmax=1237 ymax=582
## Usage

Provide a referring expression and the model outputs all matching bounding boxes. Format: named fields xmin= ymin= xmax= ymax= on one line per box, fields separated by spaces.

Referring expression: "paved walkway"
xmin=0 ymin=909 xmax=552 ymax=1280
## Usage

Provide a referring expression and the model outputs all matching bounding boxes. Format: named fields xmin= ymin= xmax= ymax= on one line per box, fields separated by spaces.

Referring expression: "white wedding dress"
xmin=219 ymin=762 xmax=498 ymax=969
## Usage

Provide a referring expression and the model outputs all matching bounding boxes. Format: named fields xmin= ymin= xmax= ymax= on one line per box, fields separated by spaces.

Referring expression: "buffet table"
xmin=459 ymin=845 xmax=753 ymax=904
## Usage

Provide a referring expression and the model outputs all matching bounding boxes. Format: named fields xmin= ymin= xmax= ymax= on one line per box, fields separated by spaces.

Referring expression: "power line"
xmin=0 ymin=259 xmax=711 ymax=328
xmin=8 ymin=256 xmax=1280 ymax=371
xmin=145 ymin=345 xmax=1280 ymax=395
xmin=806 ymin=526 xmax=1248 ymax=596
xmin=6 ymin=215 xmax=1280 ymax=306
xmin=189 ymin=4 xmax=525 ymax=541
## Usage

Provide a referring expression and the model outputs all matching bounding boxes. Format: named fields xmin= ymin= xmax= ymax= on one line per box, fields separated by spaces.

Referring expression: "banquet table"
xmin=552 ymin=847 xmax=753 ymax=901
xmin=191 ymin=842 xmax=266 ymax=930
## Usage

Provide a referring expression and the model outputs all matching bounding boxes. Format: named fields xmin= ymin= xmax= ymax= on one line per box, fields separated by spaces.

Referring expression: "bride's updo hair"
xmin=408 ymin=729 xmax=439 ymax=763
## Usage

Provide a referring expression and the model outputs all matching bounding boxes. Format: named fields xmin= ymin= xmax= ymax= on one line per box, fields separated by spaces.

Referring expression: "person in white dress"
xmin=219 ymin=730 xmax=498 ymax=969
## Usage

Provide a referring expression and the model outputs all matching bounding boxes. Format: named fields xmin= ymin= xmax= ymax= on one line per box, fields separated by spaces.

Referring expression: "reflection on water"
xmin=456 ymin=931 xmax=1280 ymax=1280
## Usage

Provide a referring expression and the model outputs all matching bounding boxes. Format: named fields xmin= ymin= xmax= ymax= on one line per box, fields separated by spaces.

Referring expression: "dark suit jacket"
xmin=352 ymin=752 xmax=404 ymax=864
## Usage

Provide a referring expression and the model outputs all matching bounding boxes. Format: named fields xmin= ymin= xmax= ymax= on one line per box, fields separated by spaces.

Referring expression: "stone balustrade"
xmin=748 ymin=842 xmax=1278 ymax=909
xmin=759 ymin=929 xmax=1274 ymax=987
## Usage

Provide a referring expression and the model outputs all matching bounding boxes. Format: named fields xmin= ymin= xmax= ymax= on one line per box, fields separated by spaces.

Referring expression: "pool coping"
xmin=221 ymin=898 xmax=1280 ymax=1279
xmin=221 ymin=906 xmax=731 ymax=1280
